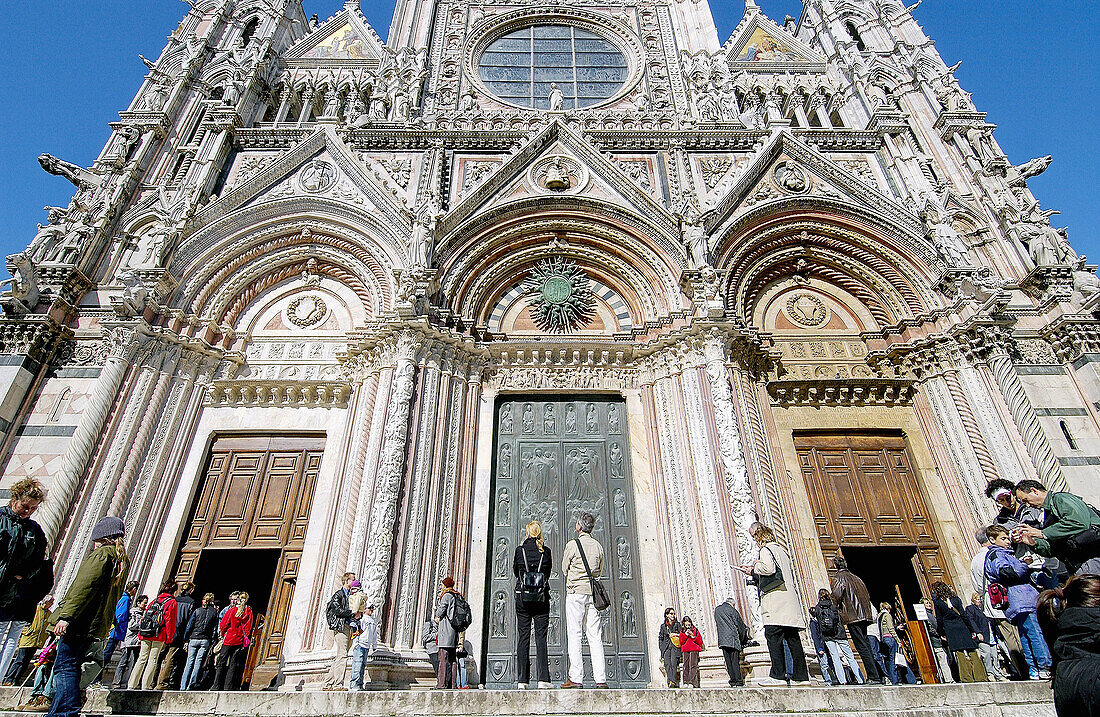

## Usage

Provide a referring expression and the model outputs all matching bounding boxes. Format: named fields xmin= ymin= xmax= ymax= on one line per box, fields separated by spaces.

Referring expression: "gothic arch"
xmin=436 ymin=198 xmax=685 ymax=326
xmin=715 ymin=206 xmax=940 ymax=326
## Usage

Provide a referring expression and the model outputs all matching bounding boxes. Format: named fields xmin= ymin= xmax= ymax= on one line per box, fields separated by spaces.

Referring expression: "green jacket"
xmin=49 ymin=545 xmax=129 ymax=640
xmin=1035 ymin=492 xmax=1100 ymax=557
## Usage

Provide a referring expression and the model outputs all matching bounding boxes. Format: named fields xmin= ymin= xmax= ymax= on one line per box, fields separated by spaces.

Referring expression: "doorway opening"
xmin=190 ymin=548 xmax=281 ymax=624
xmin=841 ymin=545 xmax=924 ymax=612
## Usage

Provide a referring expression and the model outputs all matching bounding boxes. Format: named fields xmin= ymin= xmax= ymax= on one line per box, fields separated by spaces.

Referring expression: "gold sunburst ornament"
xmin=523 ymin=258 xmax=596 ymax=333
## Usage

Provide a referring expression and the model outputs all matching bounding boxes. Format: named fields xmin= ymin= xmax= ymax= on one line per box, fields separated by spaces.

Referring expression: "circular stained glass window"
xmin=478 ymin=25 xmax=629 ymax=110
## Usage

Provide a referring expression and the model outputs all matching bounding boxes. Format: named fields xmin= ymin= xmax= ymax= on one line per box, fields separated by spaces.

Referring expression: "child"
xmin=984 ymin=525 xmax=1051 ymax=679
xmin=678 ymin=616 xmax=704 ymax=688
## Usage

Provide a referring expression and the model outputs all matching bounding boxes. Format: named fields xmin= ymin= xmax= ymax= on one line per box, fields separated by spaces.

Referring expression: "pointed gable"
xmin=725 ymin=8 xmax=826 ymax=71
xmin=438 ymin=121 xmax=678 ymax=241
xmin=286 ymin=7 xmax=385 ymax=67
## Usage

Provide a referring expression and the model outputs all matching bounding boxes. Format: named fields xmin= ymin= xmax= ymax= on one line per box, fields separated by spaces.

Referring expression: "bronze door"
xmin=795 ymin=432 xmax=948 ymax=592
xmin=174 ymin=435 xmax=322 ymax=689
xmin=485 ymin=396 xmax=647 ymax=688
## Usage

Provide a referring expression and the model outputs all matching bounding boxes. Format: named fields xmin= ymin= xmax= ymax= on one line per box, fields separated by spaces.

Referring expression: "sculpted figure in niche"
xmin=548 ymin=83 xmax=565 ymax=111
xmin=522 ymin=404 xmax=534 ymax=433
xmin=681 ymin=206 xmax=710 ymax=270
xmin=495 ymin=488 xmax=510 ymax=526
xmin=616 ymin=537 xmax=632 ymax=578
xmin=586 ymin=404 xmax=599 ymax=434
xmin=622 ymin=592 xmax=637 ymax=637
xmin=498 ymin=444 xmax=512 ymax=480
xmin=608 ymin=405 xmax=620 ymax=433
xmin=500 ymin=403 xmax=513 ymax=433
xmin=493 ymin=538 xmax=509 ymax=579
xmin=564 ymin=404 xmax=577 ymax=433
xmin=543 ymin=404 xmax=556 ymax=433
xmin=406 ymin=199 xmax=443 ymax=269
xmin=613 ymin=489 xmax=627 ymax=526
xmin=491 ymin=592 xmax=507 ymax=637
xmin=609 ymin=442 xmax=624 ymax=479
xmin=921 ymin=206 xmax=970 ymax=267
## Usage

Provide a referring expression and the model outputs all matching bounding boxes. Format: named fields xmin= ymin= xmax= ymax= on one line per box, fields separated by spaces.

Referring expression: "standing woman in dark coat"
xmin=930 ymin=581 xmax=988 ymax=683
xmin=657 ymin=608 xmax=682 ymax=688
xmin=0 ymin=479 xmax=51 ymax=681
xmin=512 ymin=520 xmax=552 ymax=689
xmin=1038 ymin=575 xmax=1100 ymax=717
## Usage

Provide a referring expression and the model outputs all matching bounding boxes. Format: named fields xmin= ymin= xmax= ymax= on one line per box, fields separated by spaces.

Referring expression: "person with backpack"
xmin=127 ymin=580 xmax=177 ymax=689
xmin=986 ymin=479 xmax=1060 ymax=589
xmin=811 ymin=589 xmax=862 ymax=685
xmin=213 ymin=591 xmax=253 ymax=690
xmin=970 ymin=527 xmax=1028 ymax=679
xmin=985 ymin=525 xmax=1052 ymax=679
xmin=512 ymin=520 xmax=552 ymax=689
xmin=154 ymin=581 xmax=193 ymax=689
xmin=46 ymin=516 xmax=129 ymax=717
xmin=322 ymin=572 xmax=358 ymax=690
xmin=98 ymin=581 xmax=136 ymax=684
xmin=737 ymin=523 xmax=808 ymax=686
xmin=560 ymin=512 xmax=607 ymax=689
xmin=111 ymin=595 xmax=146 ymax=689
xmin=1013 ymin=480 xmax=1100 ymax=576
xmin=433 ymin=577 xmax=468 ymax=689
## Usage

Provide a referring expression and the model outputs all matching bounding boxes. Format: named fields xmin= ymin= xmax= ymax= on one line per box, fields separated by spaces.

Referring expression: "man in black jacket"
xmin=713 ymin=598 xmax=750 ymax=687
xmin=831 ymin=557 xmax=884 ymax=684
xmin=323 ymin=572 xmax=359 ymax=690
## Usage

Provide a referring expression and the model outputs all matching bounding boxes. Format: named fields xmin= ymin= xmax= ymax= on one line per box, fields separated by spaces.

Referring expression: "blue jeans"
xmin=349 ymin=646 xmax=369 ymax=690
xmin=180 ymin=639 xmax=210 ymax=690
xmin=47 ymin=635 xmax=90 ymax=717
xmin=1013 ymin=612 xmax=1051 ymax=672
xmin=880 ymin=636 xmax=900 ymax=684
xmin=0 ymin=620 xmax=27 ymax=681
xmin=816 ymin=649 xmax=835 ymax=685
xmin=102 ymin=636 xmax=121 ymax=667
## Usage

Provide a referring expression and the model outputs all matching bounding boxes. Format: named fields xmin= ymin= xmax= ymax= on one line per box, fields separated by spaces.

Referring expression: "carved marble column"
xmin=987 ymin=351 xmax=1066 ymax=491
xmin=361 ymin=333 xmax=419 ymax=614
xmin=702 ymin=336 xmax=763 ymax=633
xmin=37 ymin=326 xmax=141 ymax=544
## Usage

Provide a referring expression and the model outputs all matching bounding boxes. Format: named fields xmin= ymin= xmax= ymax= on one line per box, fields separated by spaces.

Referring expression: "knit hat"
xmin=443 ymin=577 xmax=454 ymax=588
xmin=90 ymin=516 xmax=125 ymax=542
xmin=349 ymin=580 xmax=361 ymax=589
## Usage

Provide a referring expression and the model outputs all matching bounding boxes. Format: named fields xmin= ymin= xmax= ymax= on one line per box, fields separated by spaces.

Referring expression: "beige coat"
xmin=752 ymin=542 xmax=805 ymax=629
xmin=561 ymin=533 xmax=604 ymax=595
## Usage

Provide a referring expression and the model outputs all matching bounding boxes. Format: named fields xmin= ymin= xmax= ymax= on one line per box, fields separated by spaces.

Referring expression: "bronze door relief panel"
xmin=486 ymin=396 xmax=647 ymax=688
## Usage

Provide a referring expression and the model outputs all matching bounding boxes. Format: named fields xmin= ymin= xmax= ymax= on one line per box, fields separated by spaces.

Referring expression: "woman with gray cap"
xmin=46 ymin=516 xmax=128 ymax=717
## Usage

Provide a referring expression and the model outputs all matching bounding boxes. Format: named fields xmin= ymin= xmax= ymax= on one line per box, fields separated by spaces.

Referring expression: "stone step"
xmin=0 ymin=683 xmax=1054 ymax=717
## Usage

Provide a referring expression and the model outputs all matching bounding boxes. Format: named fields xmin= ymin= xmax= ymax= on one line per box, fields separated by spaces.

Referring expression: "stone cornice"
xmin=1041 ymin=315 xmax=1100 ymax=364
xmin=205 ymin=380 xmax=351 ymax=408
xmin=767 ymin=378 xmax=917 ymax=407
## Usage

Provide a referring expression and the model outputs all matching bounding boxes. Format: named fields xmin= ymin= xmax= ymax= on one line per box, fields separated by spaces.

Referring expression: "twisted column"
xmin=37 ymin=327 xmax=140 ymax=545
xmin=361 ymin=335 xmax=419 ymax=613
xmin=988 ymin=352 xmax=1066 ymax=491
xmin=942 ymin=367 xmax=998 ymax=484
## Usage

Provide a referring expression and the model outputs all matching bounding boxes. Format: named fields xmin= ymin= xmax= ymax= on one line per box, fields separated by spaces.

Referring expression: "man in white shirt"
xmin=560 ymin=512 xmax=607 ymax=688
xmin=349 ymin=604 xmax=377 ymax=691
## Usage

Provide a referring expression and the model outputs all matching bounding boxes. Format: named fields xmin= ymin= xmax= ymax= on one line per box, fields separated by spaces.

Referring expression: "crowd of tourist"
xmin=2 ymin=471 xmax=1100 ymax=717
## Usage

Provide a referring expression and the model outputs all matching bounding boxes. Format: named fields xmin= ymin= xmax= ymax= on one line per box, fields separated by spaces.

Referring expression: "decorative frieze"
xmin=767 ymin=378 xmax=917 ymax=407
xmin=204 ymin=380 xmax=351 ymax=407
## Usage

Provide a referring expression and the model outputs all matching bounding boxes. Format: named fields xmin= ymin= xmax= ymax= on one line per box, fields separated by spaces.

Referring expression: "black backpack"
xmin=818 ymin=605 xmax=838 ymax=635
xmin=518 ymin=547 xmax=548 ymax=604
xmin=449 ymin=592 xmax=473 ymax=632
xmin=135 ymin=596 xmax=168 ymax=638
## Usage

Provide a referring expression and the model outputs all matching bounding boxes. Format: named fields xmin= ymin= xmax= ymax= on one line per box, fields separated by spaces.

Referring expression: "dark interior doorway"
xmin=190 ymin=548 xmax=281 ymax=625
xmin=842 ymin=546 xmax=924 ymax=618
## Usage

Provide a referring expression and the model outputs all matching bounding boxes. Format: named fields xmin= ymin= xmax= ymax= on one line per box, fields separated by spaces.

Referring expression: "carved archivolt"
xmin=438 ymin=203 xmax=684 ymax=326
xmin=721 ymin=218 xmax=938 ymax=325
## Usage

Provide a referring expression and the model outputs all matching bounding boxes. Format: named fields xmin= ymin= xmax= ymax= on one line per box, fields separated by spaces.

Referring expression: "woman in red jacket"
xmin=679 ymin=616 xmax=705 ymax=688
xmin=214 ymin=592 xmax=253 ymax=690
xmin=127 ymin=581 xmax=177 ymax=690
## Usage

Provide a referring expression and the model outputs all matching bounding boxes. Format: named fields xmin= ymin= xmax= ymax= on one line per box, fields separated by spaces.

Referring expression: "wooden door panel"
xmin=796 ymin=433 xmax=945 ymax=570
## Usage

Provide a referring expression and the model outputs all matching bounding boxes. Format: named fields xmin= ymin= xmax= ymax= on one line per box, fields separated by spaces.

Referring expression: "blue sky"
xmin=1 ymin=1 xmax=1096 ymax=263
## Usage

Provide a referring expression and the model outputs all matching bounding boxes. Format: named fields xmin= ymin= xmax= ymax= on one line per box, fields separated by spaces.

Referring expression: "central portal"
xmin=485 ymin=395 xmax=648 ymax=688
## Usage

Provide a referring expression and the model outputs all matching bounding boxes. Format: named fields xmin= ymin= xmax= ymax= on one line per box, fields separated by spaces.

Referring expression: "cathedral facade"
xmin=4 ymin=0 xmax=1099 ymax=688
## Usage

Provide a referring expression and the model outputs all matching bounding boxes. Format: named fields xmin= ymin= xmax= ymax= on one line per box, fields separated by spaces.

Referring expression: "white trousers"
xmin=565 ymin=593 xmax=606 ymax=684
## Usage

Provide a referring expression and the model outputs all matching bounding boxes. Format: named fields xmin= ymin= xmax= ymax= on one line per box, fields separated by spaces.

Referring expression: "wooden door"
xmin=795 ymin=432 xmax=948 ymax=590
xmin=175 ymin=435 xmax=323 ymax=689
